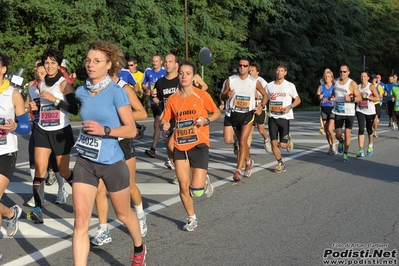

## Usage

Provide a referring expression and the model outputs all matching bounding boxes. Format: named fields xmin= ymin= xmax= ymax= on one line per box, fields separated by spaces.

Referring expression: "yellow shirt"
xmin=133 ymin=71 xmax=144 ymax=98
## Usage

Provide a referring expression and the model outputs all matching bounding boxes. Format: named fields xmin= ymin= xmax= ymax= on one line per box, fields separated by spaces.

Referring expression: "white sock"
xmin=189 ymin=214 xmax=197 ymax=220
xmin=99 ymin=223 xmax=108 ymax=231
xmin=30 ymin=168 xmax=35 ymax=180
xmin=134 ymin=203 xmax=144 ymax=218
xmin=55 ymin=172 xmax=64 ymax=192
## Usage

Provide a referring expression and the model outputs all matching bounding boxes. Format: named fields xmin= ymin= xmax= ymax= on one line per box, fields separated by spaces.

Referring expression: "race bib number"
xmin=234 ymin=95 xmax=250 ymax=112
xmin=358 ymin=100 xmax=368 ymax=109
xmin=396 ymin=100 xmax=399 ymax=107
xmin=74 ymin=130 xmax=102 ymax=160
xmin=0 ymin=118 xmax=7 ymax=145
xmin=176 ymin=119 xmax=198 ymax=145
xmin=335 ymin=102 xmax=345 ymax=113
xmin=321 ymin=97 xmax=330 ymax=104
xmin=270 ymin=101 xmax=283 ymax=115
xmin=40 ymin=104 xmax=60 ymax=127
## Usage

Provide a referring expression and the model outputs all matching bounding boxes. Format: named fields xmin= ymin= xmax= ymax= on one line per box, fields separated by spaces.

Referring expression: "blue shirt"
xmin=75 ymin=82 xmax=130 ymax=164
xmin=142 ymin=67 xmax=167 ymax=104
xmin=320 ymin=84 xmax=334 ymax=107
xmin=117 ymin=69 xmax=137 ymax=86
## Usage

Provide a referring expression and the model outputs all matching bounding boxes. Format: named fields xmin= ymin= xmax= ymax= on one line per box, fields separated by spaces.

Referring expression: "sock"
xmin=277 ymin=159 xmax=283 ymax=165
xmin=55 ymin=172 xmax=64 ymax=192
xmin=246 ymin=160 xmax=251 ymax=166
xmin=368 ymin=143 xmax=373 ymax=147
xmin=99 ymin=223 xmax=108 ymax=231
xmin=134 ymin=244 xmax=144 ymax=254
xmin=134 ymin=203 xmax=144 ymax=218
xmin=33 ymin=177 xmax=45 ymax=208
xmin=30 ymin=168 xmax=35 ymax=180
xmin=39 ymin=181 xmax=45 ymax=200
xmin=150 ymin=147 xmax=155 ymax=152
xmin=65 ymin=171 xmax=73 ymax=186
xmin=189 ymin=214 xmax=197 ymax=220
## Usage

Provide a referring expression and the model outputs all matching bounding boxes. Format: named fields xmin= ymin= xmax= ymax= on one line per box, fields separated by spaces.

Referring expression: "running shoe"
xmin=45 ymin=169 xmax=56 ymax=186
xmin=233 ymin=140 xmax=239 ymax=155
xmin=27 ymin=207 xmax=44 ymax=224
xmin=338 ymin=140 xmax=344 ymax=153
xmin=164 ymin=159 xmax=174 ymax=170
xmin=356 ymin=149 xmax=365 ymax=158
xmin=274 ymin=162 xmax=286 ymax=174
xmin=373 ymin=131 xmax=378 ymax=138
xmin=327 ymin=147 xmax=333 ymax=155
xmin=91 ymin=226 xmax=112 ymax=246
xmin=233 ymin=170 xmax=242 ymax=182
xmin=367 ymin=146 xmax=373 ymax=156
xmin=388 ymin=122 xmax=392 ymax=127
xmin=264 ymin=138 xmax=272 ymax=153
xmin=318 ymin=128 xmax=325 ymax=135
xmin=332 ymin=144 xmax=338 ymax=155
xmin=130 ymin=244 xmax=147 ymax=266
xmin=392 ymin=124 xmax=398 ymax=130
xmin=287 ymin=134 xmax=294 ymax=152
xmin=342 ymin=153 xmax=349 ymax=163
xmin=138 ymin=214 xmax=148 ymax=237
xmin=183 ymin=217 xmax=198 ymax=232
xmin=55 ymin=187 xmax=68 ymax=204
xmin=144 ymin=148 xmax=156 ymax=158
xmin=204 ymin=174 xmax=214 ymax=198
xmin=172 ymin=175 xmax=179 ymax=185
xmin=5 ymin=205 xmax=22 ymax=236
xmin=136 ymin=125 xmax=146 ymax=140
xmin=244 ymin=159 xmax=254 ymax=177
xmin=27 ymin=194 xmax=46 ymax=207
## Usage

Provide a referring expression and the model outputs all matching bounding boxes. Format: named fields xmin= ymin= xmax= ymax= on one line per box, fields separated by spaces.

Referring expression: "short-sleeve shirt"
xmin=161 ymin=88 xmax=219 ymax=151
xmin=266 ymin=80 xmax=298 ymax=120
xmin=75 ymin=82 xmax=130 ymax=164
xmin=142 ymin=67 xmax=167 ymax=104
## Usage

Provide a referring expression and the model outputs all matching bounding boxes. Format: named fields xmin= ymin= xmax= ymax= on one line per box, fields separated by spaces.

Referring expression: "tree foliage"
xmin=1 ymin=0 xmax=399 ymax=106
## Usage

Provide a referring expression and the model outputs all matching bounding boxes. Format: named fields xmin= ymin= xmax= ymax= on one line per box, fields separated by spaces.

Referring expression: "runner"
xmin=27 ymin=48 xmax=78 ymax=223
xmin=316 ymin=69 xmax=336 ymax=154
xmin=331 ymin=64 xmax=360 ymax=163
xmin=221 ymin=58 xmax=267 ymax=181
xmin=0 ymin=53 xmax=31 ymax=237
xmin=73 ymin=41 xmax=146 ymax=265
xmin=160 ymin=60 xmax=220 ymax=231
xmin=355 ymin=71 xmax=379 ymax=157
xmin=266 ymin=62 xmax=301 ymax=173
xmin=91 ymin=64 xmax=149 ymax=246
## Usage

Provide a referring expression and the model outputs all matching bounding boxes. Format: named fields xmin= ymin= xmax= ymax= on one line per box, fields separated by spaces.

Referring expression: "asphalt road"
xmin=1 ymin=111 xmax=398 ymax=266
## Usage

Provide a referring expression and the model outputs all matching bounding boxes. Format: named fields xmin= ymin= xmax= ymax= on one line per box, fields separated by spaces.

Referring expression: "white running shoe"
xmin=138 ymin=214 xmax=148 ymax=237
xmin=5 ymin=205 xmax=22 ymax=236
xmin=91 ymin=226 xmax=112 ymax=246
xmin=204 ymin=175 xmax=214 ymax=198
xmin=264 ymin=138 xmax=272 ymax=153
xmin=172 ymin=176 xmax=179 ymax=185
xmin=55 ymin=188 xmax=68 ymax=204
xmin=183 ymin=217 xmax=198 ymax=232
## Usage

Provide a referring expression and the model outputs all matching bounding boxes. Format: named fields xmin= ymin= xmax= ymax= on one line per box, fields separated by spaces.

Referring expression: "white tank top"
xmin=356 ymin=82 xmax=376 ymax=115
xmin=332 ymin=78 xmax=356 ymax=116
xmin=228 ymin=75 xmax=257 ymax=113
xmin=38 ymin=77 xmax=71 ymax=131
xmin=0 ymin=86 xmax=18 ymax=155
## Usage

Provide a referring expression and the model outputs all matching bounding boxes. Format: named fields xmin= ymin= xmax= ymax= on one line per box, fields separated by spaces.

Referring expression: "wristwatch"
xmin=54 ymin=98 xmax=61 ymax=106
xmin=104 ymin=126 xmax=111 ymax=136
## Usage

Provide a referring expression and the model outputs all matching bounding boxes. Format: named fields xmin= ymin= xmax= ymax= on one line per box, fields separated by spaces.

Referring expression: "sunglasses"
xmin=239 ymin=64 xmax=248 ymax=68
xmin=340 ymin=70 xmax=348 ymax=73
xmin=128 ymin=64 xmax=134 ymax=66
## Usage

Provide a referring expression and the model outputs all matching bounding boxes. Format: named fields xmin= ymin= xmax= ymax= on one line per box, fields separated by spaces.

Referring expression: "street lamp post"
xmin=185 ymin=0 xmax=188 ymax=60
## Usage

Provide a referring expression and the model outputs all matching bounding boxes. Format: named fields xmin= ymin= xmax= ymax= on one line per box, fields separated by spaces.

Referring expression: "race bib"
xmin=74 ymin=130 xmax=102 ymax=160
xmin=40 ymin=104 xmax=60 ymax=127
xmin=335 ymin=102 xmax=345 ymax=113
xmin=0 ymin=117 xmax=7 ymax=145
xmin=234 ymin=95 xmax=250 ymax=112
xmin=175 ymin=119 xmax=198 ymax=145
xmin=396 ymin=100 xmax=399 ymax=107
xmin=270 ymin=101 xmax=283 ymax=115
xmin=358 ymin=100 xmax=368 ymax=109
